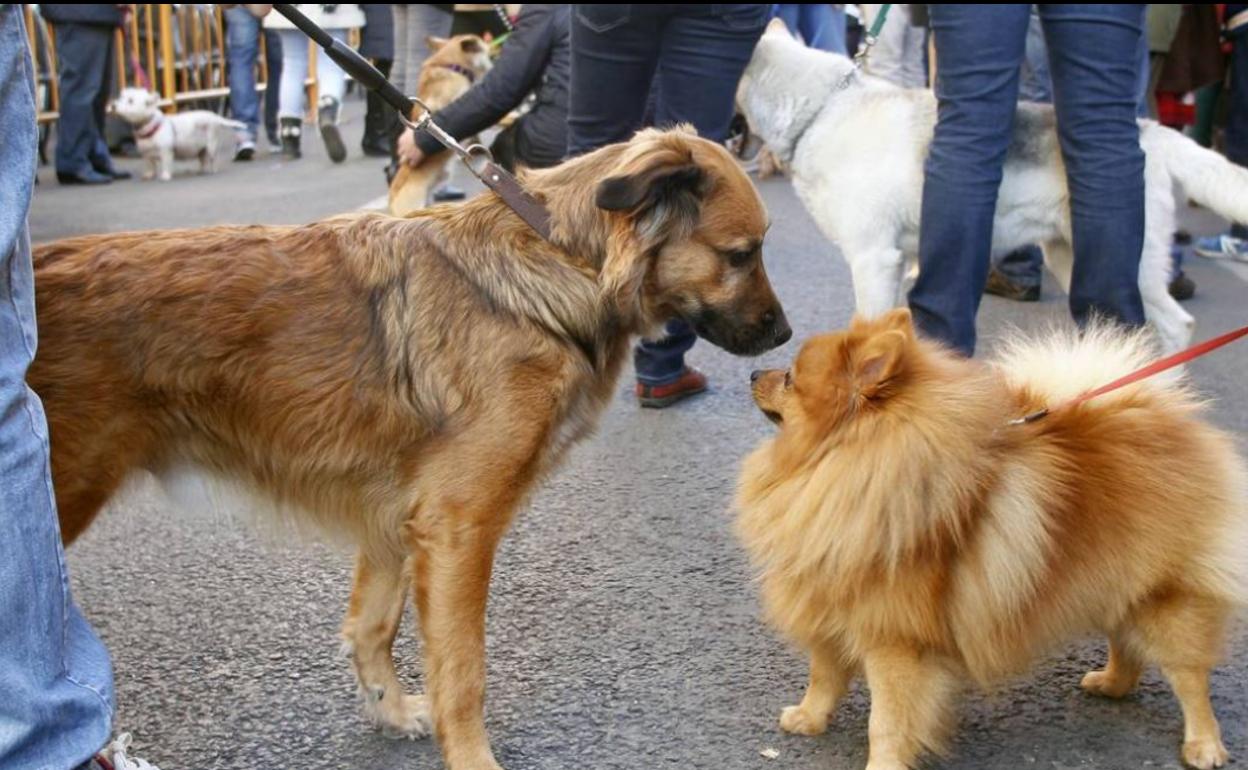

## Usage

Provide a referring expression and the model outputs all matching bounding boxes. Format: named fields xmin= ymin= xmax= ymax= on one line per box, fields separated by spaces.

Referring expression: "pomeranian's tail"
xmin=1142 ymin=120 xmax=1248 ymax=227
xmin=991 ymin=320 xmax=1187 ymax=408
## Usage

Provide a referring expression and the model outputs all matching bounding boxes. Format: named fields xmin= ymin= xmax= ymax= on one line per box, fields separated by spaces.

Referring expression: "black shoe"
xmin=279 ymin=117 xmax=302 ymax=160
xmin=1168 ymin=270 xmax=1196 ymax=301
xmin=432 ymin=185 xmax=466 ymax=202
xmin=234 ymin=140 xmax=256 ymax=162
xmin=57 ymin=169 xmax=113 ymax=185
xmin=318 ymin=96 xmax=346 ymax=164
xmin=361 ymin=136 xmax=390 ymax=157
xmin=98 ymin=167 xmax=132 ymax=180
xmin=984 ymin=266 xmax=1040 ymax=302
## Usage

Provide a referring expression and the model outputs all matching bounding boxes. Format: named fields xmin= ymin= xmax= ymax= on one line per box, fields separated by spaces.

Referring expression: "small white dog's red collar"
xmin=135 ymin=113 xmax=163 ymax=139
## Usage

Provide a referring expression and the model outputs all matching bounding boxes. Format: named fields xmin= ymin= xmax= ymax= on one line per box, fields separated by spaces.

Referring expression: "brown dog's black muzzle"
xmin=693 ymin=303 xmax=791 ymax=356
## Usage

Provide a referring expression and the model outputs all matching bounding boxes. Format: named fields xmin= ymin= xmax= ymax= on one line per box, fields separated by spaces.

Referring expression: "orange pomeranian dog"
xmin=736 ymin=308 xmax=1248 ymax=770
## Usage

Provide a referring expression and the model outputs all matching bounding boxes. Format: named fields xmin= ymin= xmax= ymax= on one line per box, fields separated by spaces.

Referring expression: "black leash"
xmin=271 ymin=4 xmax=553 ymax=241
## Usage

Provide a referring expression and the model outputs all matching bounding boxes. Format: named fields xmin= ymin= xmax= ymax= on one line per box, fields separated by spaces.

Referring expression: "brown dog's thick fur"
xmin=737 ymin=309 xmax=1247 ymax=770
xmin=389 ymin=34 xmax=492 ymax=217
xmin=33 ymin=127 xmax=790 ymax=770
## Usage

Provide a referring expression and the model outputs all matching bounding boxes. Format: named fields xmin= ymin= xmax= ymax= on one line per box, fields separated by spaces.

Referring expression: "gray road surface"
xmin=29 ymin=101 xmax=1248 ymax=770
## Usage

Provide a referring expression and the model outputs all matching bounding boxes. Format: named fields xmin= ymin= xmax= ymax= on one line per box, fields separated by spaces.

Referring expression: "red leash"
xmin=1009 ymin=324 xmax=1248 ymax=425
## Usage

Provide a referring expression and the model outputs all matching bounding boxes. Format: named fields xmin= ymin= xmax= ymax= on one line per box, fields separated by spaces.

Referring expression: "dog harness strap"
xmin=476 ymin=161 xmax=552 ymax=240
xmin=135 ymin=114 xmax=162 ymax=139
xmin=1008 ymin=323 xmax=1248 ymax=425
xmin=437 ymin=63 xmax=477 ymax=85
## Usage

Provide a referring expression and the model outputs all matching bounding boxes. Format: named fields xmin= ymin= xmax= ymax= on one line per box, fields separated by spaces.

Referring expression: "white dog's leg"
xmin=848 ymin=247 xmax=906 ymax=318
xmin=1139 ymin=181 xmax=1195 ymax=354
xmin=1042 ymin=240 xmax=1074 ymax=295
xmin=158 ymin=146 xmax=173 ymax=182
xmin=142 ymin=154 xmax=157 ymax=181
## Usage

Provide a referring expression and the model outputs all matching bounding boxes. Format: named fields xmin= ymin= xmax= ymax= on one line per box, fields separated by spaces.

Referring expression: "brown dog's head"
xmin=751 ymin=308 xmax=919 ymax=431
xmin=425 ymin=34 xmax=493 ymax=79
xmin=593 ymin=127 xmax=790 ymax=356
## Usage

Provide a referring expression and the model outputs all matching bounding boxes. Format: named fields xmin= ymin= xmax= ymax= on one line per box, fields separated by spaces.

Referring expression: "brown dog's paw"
xmin=779 ymin=705 xmax=828 ymax=736
xmin=364 ymin=688 xmax=432 ymax=740
xmin=1183 ymin=737 xmax=1229 ymax=769
xmin=1080 ymin=669 xmax=1135 ymax=699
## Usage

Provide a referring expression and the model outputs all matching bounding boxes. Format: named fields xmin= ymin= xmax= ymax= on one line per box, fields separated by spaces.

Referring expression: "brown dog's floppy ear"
xmin=854 ymin=329 xmax=909 ymax=399
xmin=596 ymin=133 xmax=711 ymax=319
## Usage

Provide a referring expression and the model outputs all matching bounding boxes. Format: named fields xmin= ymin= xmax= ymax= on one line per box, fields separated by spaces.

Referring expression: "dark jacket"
xmin=39 ymin=4 xmax=122 ymax=27
xmin=360 ymin=4 xmax=394 ymax=60
xmin=415 ymin=4 xmax=569 ymax=169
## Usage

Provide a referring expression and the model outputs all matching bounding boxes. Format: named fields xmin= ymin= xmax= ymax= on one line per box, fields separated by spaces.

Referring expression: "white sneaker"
xmin=85 ymin=733 xmax=163 ymax=770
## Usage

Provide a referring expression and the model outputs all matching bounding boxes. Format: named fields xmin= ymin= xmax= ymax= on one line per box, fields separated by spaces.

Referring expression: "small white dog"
xmin=112 ymin=87 xmax=245 ymax=181
xmin=739 ymin=21 xmax=1248 ymax=353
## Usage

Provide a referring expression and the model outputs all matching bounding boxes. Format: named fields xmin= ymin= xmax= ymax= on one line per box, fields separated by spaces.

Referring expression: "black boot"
xmin=279 ymin=117 xmax=302 ymax=160
xmin=362 ymin=59 xmax=395 ymax=157
xmin=318 ymin=95 xmax=347 ymax=164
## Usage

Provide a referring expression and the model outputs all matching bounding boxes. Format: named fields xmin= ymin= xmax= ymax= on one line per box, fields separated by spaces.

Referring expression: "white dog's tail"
xmin=1143 ymin=121 xmax=1248 ymax=226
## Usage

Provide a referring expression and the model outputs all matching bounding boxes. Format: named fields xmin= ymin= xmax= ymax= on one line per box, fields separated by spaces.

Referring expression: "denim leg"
xmin=1041 ymin=4 xmax=1147 ymax=329
xmin=0 ymin=10 xmax=113 ymax=768
xmin=566 ymin=5 xmax=663 ymax=155
xmin=909 ymin=4 xmax=1030 ymax=356
xmin=225 ymin=6 xmax=261 ymax=141
xmin=263 ymin=30 xmax=283 ymax=142
xmin=1226 ymin=34 xmax=1248 ymax=168
xmin=277 ymin=28 xmax=309 ymax=118
xmin=630 ymin=5 xmax=768 ymax=384
xmin=52 ymin=23 xmax=112 ymax=176
xmin=803 ymin=3 xmax=847 ymax=55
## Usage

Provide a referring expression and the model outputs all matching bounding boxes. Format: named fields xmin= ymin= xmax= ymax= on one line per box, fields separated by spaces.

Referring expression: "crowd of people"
xmin=5 ymin=4 xmax=1248 ymax=770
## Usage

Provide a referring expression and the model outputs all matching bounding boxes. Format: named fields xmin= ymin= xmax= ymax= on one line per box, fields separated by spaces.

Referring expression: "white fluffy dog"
xmin=738 ymin=21 xmax=1248 ymax=353
xmin=112 ymin=88 xmax=245 ymax=181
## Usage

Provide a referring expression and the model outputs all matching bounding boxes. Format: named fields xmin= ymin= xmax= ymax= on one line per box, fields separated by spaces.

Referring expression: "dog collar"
xmin=437 ymin=63 xmax=477 ymax=85
xmin=135 ymin=113 xmax=164 ymax=139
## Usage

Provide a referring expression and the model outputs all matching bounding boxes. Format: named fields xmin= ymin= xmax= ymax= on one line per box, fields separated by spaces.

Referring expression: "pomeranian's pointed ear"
xmin=426 ymin=35 xmax=448 ymax=52
xmin=854 ymin=329 xmax=909 ymax=398
xmin=879 ymin=307 xmax=914 ymax=336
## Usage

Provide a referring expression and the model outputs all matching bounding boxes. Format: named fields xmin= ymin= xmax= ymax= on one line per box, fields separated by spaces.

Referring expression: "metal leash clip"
xmin=397 ymin=96 xmax=495 ymax=180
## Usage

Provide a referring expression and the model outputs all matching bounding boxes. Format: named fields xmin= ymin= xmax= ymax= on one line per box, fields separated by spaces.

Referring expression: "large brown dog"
xmin=33 ymin=127 xmax=789 ymax=770
xmin=737 ymin=310 xmax=1247 ymax=770
xmin=389 ymin=33 xmax=492 ymax=217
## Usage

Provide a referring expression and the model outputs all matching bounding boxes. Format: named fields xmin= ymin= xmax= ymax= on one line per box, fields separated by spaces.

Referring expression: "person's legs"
xmin=52 ymin=22 xmax=111 ymax=179
xmin=801 ymin=3 xmax=847 ymax=55
xmin=225 ymin=6 xmax=261 ymax=145
xmin=908 ymin=5 xmax=1029 ymax=356
xmin=629 ymin=4 xmax=769 ymax=389
xmin=263 ymin=30 xmax=283 ymax=145
xmin=277 ymin=28 xmax=309 ymax=119
xmin=566 ymin=5 xmax=663 ymax=156
xmin=87 ymin=27 xmax=115 ymax=174
xmin=315 ymin=28 xmax=349 ymax=105
xmin=1019 ymin=7 xmax=1052 ymax=102
xmin=1041 ymin=4 xmax=1147 ymax=329
xmin=0 ymin=9 xmax=114 ymax=768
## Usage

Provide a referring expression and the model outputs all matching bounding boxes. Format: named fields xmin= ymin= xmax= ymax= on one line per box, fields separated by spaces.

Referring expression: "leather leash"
xmin=271 ymin=4 xmax=553 ymax=241
xmin=1008 ymin=323 xmax=1248 ymax=426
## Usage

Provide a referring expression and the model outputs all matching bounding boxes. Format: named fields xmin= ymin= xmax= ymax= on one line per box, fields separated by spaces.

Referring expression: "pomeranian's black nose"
xmin=751 ymin=370 xmax=764 ymax=383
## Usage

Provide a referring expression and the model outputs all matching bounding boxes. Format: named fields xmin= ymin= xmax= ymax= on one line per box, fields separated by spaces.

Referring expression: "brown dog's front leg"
xmin=414 ymin=520 xmax=507 ymax=770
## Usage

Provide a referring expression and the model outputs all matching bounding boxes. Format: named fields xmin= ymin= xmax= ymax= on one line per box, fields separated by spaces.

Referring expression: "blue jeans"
xmin=568 ymin=4 xmax=770 ymax=384
xmin=0 ymin=8 xmax=114 ymax=769
xmin=277 ymin=27 xmax=347 ymax=117
xmin=225 ymin=7 xmax=282 ymax=142
xmin=51 ymin=22 xmax=115 ymax=176
xmin=910 ymin=4 xmax=1147 ymax=356
xmin=772 ymin=4 xmax=847 ymax=55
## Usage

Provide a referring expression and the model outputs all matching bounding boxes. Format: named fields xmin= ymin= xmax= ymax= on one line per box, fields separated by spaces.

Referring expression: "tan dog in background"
xmin=389 ymin=34 xmax=492 ymax=216
xmin=33 ymin=127 xmax=790 ymax=770
xmin=737 ymin=309 xmax=1247 ymax=770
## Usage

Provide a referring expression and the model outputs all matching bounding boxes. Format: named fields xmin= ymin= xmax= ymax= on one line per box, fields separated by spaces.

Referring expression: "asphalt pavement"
xmin=29 ymin=99 xmax=1248 ymax=770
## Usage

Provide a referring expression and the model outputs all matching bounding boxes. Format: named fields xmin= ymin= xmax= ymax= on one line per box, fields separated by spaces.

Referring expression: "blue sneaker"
xmin=1193 ymin=234 xmax=1248 ymax=261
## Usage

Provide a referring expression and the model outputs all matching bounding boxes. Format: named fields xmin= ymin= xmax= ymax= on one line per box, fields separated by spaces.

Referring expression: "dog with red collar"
xmin=112 ymin=88 xmax=247 ymax=182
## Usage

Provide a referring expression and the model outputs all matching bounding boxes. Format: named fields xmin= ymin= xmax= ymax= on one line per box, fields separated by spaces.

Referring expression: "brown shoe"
xmin=984 ymin=266 xmax=1040 ymax=302
xmin=636 ymin=367 xmax=708 ymax=408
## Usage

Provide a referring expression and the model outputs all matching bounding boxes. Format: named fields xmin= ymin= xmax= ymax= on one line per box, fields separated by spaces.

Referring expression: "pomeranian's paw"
xmin=362 ymin=687 xmax=432 ymax=740
xmin=1080 ymin=669 xmax=1136 ymax=699
xmin=1182 ymin=737 xmax=1228 ymax=769
xmin=779 ymin=705 xmax=828 ymax=736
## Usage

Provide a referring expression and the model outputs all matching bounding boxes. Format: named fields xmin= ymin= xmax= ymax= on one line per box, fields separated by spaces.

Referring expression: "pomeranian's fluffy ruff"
xmin=737 ymin=310 xmax=1248 ymax=770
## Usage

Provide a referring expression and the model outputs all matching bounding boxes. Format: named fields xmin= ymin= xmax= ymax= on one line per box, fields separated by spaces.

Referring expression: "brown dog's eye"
xmin=725 ymin=249 xmax=755 ymax=268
